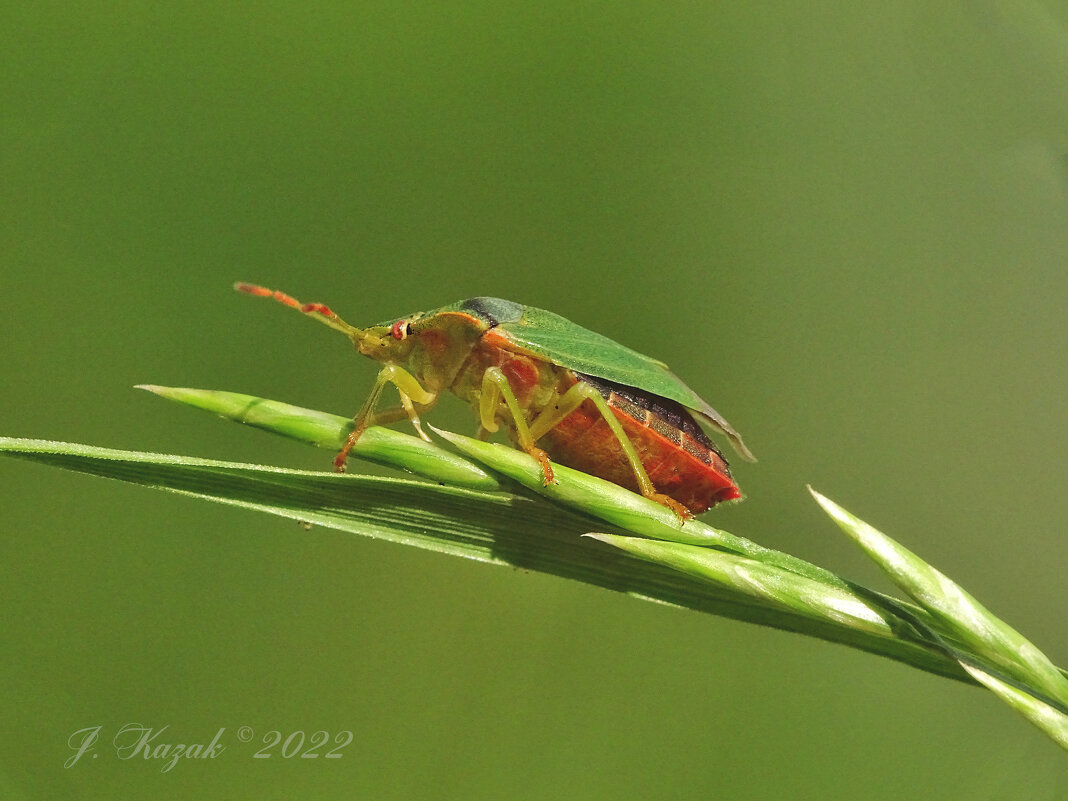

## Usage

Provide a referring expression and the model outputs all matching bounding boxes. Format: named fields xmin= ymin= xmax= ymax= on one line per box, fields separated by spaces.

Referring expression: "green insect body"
xmin=236 ymin=286 xmax=754 ymax=517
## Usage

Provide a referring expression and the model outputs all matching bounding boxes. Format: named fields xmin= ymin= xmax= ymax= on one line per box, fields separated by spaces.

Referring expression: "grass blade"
xmin=811 ymin=487 xmax=1068 ymax=745
xmin=585 ymin=533 xmax=895 ymax=638
xmin=135 ymin=385 xmax=500 ymax=490
xmin=961 ymin=663 xmax=1068 ymax=748
xmin=8 ymin=385 xmax=1065 ymax=749
xmin=434 ymin=427 xmax=848 ymax=587
xmin=0 ymin=435 xmax=970 ymax=683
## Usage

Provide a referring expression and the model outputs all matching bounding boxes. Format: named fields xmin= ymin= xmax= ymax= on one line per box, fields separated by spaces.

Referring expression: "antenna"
xmin=233 ymin=282 xmax=365 ymax=339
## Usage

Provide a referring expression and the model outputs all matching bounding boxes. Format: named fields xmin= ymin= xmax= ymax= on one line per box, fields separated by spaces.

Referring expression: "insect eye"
xmin=390 ymin=319 xmax=410 ymax=340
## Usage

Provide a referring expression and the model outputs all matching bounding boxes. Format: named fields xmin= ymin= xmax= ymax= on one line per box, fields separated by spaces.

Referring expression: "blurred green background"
xmin=2 ymin=2 xmax=1066 ymax=798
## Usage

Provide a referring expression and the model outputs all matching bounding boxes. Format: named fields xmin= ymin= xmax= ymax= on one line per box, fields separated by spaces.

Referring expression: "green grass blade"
xmin=9 ymin=384 xmax=1065 ymax=748
xmin=1 ymin=437 xmax=509 ymax=560
xmin=0 ymin=435 xmax=971 ymax=683
xmin=585 ymin=534 xmax=896 ymax=639
xmin=960 ymin=663 xmax=1068 ymax=749
xmin=138 ymin=389 xmax=983 ymax=668
xmin=134 ymin=392 xmax=961 ymax=671
xmin=433 ymin=427 xmax=847 ymax=587
xmin=811 ymin=488 xmax=1068 ymax=744
xmin=430 ymin=427 xmax=978 ymax=651
xmin=136 ymin=385 xmax=500 ymax=490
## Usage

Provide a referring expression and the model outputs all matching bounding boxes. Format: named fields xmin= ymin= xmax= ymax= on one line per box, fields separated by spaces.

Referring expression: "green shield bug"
xmin=236 ymin=285 xmax=754 ymax=517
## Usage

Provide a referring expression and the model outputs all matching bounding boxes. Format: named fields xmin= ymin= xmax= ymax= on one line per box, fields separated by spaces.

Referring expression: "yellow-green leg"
xmin=479 ymin=367 xmax=556 ymax=483
xmin=480 ymin=369 xmax=691 ymax=518
xmin=528 ymin=381 xmax=690 ymax=517
xmin=335 ymin=363 xmax=438 ymax=470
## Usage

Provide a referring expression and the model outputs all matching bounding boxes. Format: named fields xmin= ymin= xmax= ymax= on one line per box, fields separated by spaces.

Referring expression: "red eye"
xmin=390 ymin=320 xmax=409 ymax=340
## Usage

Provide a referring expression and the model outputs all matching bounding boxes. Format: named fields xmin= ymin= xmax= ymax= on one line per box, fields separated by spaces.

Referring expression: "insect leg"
xmin=479 ymin=367 xmax=556 ymax=484
xmin=529 ymin=382 xmax=692 ymax=519
xmin=359 ymin=397 xmax=439 ymax=434
xmin=335 ymin=364 xmax=438 ymax=470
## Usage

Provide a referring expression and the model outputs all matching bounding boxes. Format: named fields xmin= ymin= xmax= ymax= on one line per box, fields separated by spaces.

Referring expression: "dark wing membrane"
xmin=457 ymin=297 xmax=524 ymax=327
xmin=657 ymin=369 xmax=756 ymax=462
xmin=378 ymin=297 xmax=525 ymax=329
xmin=576 ymin=373 xmax=728 ymax=464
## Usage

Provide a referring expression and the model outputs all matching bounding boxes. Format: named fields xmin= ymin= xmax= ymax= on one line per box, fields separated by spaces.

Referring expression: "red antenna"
xmin=234 ymin=282 xmax=363 ymax=338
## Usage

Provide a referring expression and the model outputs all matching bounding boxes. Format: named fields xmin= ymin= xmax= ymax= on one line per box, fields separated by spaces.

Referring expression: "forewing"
xmin=499 ymin=305 xmax=756 ymax=461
